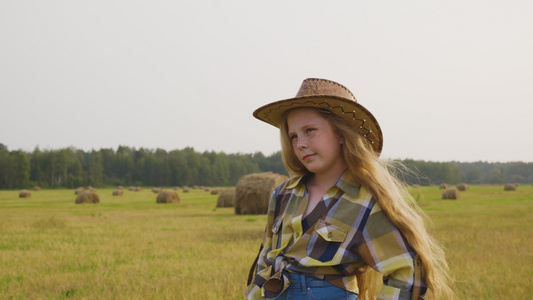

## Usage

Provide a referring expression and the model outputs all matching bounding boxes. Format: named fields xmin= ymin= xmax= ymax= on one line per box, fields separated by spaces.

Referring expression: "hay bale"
xmin=210 ymin=188 xmax=220 ymax=195
xmin=173 ymin=186 xmax=179 ymax=190
xmin=118 ymin=186 xmax=123 ymax=190
xmin=439 ymin=184 xmax=448 ymax=190
xmin=135 ymin=187 xmax=142 ymax=192
xmin=216 ymin=188 xmax=236 ymax=207
xmin=128 ymin=186 xmax=136 ymax=191
xmin=112 ymin=189 xmax=123 ymax=196
xmin=156 ymin=191 xmax=180 ymax=203
xmin=19 ymin=190 xmax=32 ymax=198
xmin=456 ymin=183 xmax=469 ymax=191
xmin=504 ymin=184 xmax=517 ymax=191
xmin=75 ymin=192 xmax=100 ymax=204
xmin=75 ymin=187 xmax=85 ymax=195
xmin=152 ymin=188 xmax=161 ymax=193
xmin=442 ymin=189 xmax=459 ymax=200
xmin=33 ymin=186 xmax=41 ymax=191
xmin=204 ymin=187 xmax=210 ymax=192
xmin=235 ymin=172 xmax=288 ymax=215
xmin=183 ymin=187 xmax=190 ymax=193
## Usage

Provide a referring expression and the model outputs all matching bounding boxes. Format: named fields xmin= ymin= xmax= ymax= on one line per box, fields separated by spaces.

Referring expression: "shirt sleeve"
xmin=357 ymin=201 xmax=426 ymax=300
xmin=245 ymin=184 xmax=284 ymax=300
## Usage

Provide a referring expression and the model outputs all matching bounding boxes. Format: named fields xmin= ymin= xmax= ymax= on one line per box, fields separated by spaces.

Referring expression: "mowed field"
xmin=0 ymin=185 xmax=532 ymax=299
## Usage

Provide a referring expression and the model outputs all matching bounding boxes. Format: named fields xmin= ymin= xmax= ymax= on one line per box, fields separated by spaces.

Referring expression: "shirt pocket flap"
xmin=314 ymin=220 xmax=347 ymax=242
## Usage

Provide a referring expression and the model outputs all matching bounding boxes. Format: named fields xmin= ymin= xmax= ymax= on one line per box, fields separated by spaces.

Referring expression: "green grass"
xmin=0 ymin=185 xmax=532 ymax=299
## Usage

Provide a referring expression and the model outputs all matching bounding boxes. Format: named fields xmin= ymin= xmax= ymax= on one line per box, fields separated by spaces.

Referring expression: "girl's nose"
xmin=296 ymin=136 xmax=308 ymax=149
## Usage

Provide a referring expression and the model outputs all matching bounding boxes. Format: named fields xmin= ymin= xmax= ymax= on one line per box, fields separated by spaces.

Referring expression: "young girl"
xmin=245 ymin=78 xmax=454 ymax=300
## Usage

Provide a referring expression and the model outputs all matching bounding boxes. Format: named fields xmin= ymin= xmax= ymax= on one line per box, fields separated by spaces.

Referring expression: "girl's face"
xmin=286 ymin=108 xmax=346 ymax=178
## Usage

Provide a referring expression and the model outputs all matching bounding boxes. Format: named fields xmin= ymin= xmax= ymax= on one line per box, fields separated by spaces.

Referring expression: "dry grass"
xmin=411 ymin=185 xmax=533 ymax=299
xmin=0 ymin=185 xmax=532 ymax=299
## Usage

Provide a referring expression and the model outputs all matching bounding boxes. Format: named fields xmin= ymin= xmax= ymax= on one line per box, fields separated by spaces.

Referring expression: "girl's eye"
xmin=290 ymin=134 xmax=297 ymax=140
xmin=306 ymin=128 xmax=315 ymax=134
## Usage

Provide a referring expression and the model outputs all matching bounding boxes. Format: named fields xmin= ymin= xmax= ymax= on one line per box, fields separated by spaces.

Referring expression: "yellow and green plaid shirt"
xmin=245 ymin=173 xmax=426 ymax=300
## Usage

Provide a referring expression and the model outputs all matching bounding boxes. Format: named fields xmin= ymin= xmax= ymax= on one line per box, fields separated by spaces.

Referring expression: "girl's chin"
xmin=303 ymin=164 xmax=322 ymax=174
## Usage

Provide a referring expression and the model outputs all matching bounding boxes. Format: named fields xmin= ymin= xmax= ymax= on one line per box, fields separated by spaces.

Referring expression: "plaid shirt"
xmin=245 ymin=173 xmax=426 ymax=300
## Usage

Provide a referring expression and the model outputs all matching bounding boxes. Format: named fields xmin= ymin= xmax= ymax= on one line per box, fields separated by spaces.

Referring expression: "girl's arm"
xmin=358 ymin=201 xmax=426 ymax=300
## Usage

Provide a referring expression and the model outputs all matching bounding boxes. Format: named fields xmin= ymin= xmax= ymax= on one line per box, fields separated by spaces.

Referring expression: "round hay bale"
xmin=193 ymin=185 xmax=199 ymax=189
xmin=441 ymin=189 xmax=459 ymax=200
xmin=504 ymin=184 xmax=517 ymax=191
xmin=135 ymin=187 xmax=142 ymax=192
xmin=128 ymin=186 xmax=136 ymax=191
xmin=235 ymin=172 xmax=288 ymax=215
xmin=204 ymin=187 xmax=210 ymax=192
xmin=456 ymin=183 xmax=469 ymax=191
xmin=439 ymin=184 xmax=448 ymax=190
xmin=182 ymin=187 xmax=190 ymax=193
xmin=19 ymin=190 xmax=32 ymax=198
xmin=118 ymin=186 xmax=123 ymax=190
xmin=112 ymin=189 xmax=123 ymax=196
xmin=210 ymin=188 xmax=220 ymax=195
xmin=152 ymin=188 xmax=161 ymax=193
xmin=75 ymin=187 xmax=85 ymax=195
xmin=33 ymin=186 xmax=41 ymax=191
xmin=75 ymin=192 xmax=100 ymax=204
xmin=173 ymin=186 xmax=179 ymax=190
xmin=156 ymin=191 xmax=180 ymax=203
xmin=216 ymin=188 xmax=236 ymax=207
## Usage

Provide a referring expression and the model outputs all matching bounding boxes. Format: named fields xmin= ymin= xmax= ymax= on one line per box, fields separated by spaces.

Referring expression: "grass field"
xmin=0 ymin=185 xmax=532 ymax=299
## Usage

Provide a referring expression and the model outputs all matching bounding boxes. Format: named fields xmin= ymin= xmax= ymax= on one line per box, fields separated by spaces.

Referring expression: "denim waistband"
xmin=287 ymin=273 xmax=333 ymax=289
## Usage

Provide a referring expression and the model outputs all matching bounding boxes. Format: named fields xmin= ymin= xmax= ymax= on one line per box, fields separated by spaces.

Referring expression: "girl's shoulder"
xmin=276 ymin=175 xmax=313 ymax=195
xmin=267 ymin=177 xmax=291 ymax=198
xmin=269 ymin=176 xmax=298 ymax=198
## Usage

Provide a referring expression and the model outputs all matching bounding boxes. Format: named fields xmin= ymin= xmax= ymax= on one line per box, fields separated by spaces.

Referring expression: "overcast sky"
xmin=1 ymin=1 xmax=532 ymax=163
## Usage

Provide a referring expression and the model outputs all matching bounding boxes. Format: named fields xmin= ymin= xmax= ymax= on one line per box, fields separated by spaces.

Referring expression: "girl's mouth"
xmin=303 ymin=154 xmax=315 ymax=161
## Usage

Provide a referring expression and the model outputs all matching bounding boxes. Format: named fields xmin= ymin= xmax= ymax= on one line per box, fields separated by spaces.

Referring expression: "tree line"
xmin=0 ymin=143 xmax=531 ymax=189
xmin=0 ymin=144 xmax=286 ymax=189
xmin=399 ymin=159 xmax=533 ymax=186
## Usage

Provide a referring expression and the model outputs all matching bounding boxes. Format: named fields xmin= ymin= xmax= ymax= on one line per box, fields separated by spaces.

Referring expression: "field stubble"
xmin=0 ymin=185 xmax=532 ymax=299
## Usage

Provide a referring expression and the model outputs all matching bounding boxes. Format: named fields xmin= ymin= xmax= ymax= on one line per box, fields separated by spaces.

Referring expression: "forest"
xmin=0 ymin=143 xmax=531 ymax=189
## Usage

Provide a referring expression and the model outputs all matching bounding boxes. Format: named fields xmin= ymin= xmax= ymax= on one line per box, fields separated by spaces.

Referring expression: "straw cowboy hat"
xmin=253 ymin=78 xmax=383 ymax=155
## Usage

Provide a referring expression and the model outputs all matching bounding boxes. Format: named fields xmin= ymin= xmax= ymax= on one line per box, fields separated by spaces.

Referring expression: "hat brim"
xmin=253 ymin=95 xmax=383 ymax=155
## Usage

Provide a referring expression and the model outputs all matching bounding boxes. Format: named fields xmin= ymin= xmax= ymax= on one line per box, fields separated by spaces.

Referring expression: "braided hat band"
xmin=253 ymin=78 xmax=383 ymax=155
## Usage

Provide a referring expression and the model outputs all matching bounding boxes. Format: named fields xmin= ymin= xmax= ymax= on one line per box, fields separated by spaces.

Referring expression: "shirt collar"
xmin=284 ymin=172 xmax=360 ymax=197
xmin=335 ymin=172 xmax=361 ymax=197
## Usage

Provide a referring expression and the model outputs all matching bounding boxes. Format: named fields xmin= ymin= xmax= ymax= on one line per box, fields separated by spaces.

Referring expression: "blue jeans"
xmin=267 ymin=273 xmax=359 ymax=300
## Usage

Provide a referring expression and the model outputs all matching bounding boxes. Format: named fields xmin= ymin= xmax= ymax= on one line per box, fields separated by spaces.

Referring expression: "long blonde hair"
xmin=279 ymin=108 xmax=454 ymax=299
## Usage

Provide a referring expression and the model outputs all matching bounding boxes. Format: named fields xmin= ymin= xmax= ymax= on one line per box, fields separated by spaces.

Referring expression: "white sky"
xmin=1 ymin=1 xmax=532 ymax=163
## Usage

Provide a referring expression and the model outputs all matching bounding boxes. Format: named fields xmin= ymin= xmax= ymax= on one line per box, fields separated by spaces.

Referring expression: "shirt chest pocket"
xmin=306 ymin=220 xmax=348 ymax=263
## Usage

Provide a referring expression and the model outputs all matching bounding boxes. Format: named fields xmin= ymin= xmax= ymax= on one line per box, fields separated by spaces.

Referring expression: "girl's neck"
xmin=308 ymin=165 xmax=347 ymax=190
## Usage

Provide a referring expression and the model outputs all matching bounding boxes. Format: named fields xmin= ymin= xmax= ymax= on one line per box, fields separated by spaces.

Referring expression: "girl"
xmin=245 ymin=78 xmax=454 ymax=300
